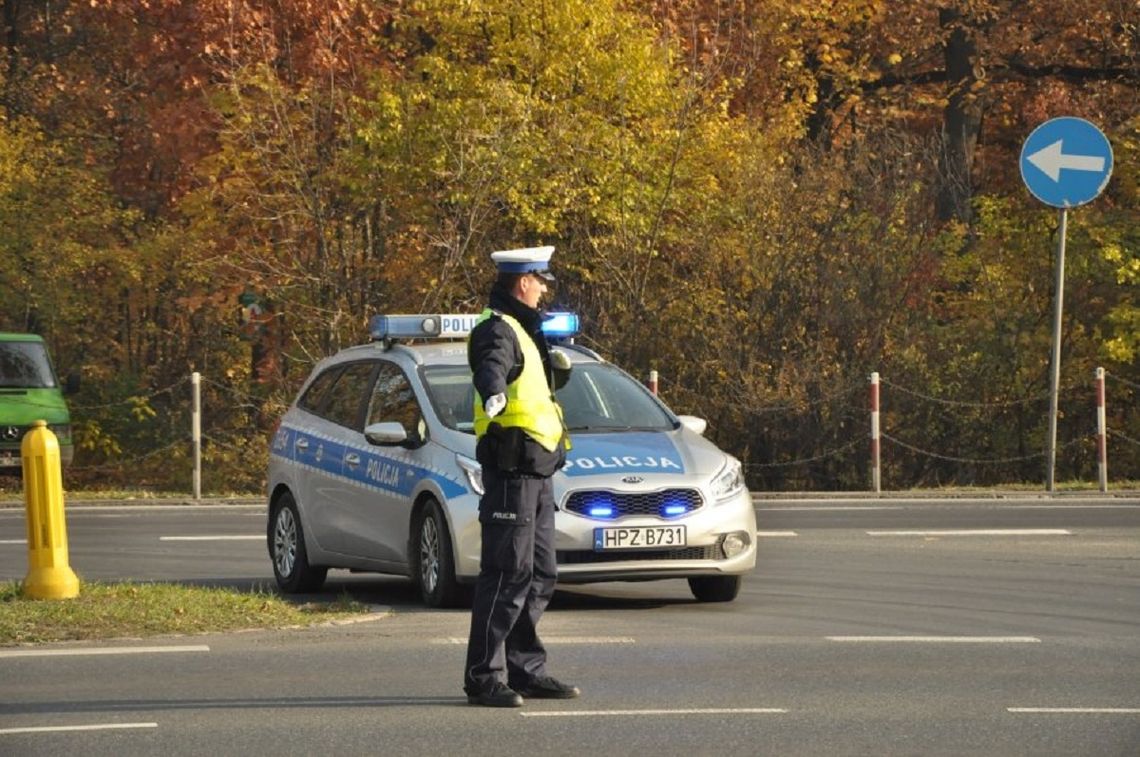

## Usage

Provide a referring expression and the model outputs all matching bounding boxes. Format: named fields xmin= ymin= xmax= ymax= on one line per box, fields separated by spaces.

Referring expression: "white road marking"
xmin=0 ymin=504 xmax=261 ymax=514
xmin=828 ymin=636 xmax=1040 ymax=643
xmin=1008 ymin=708 xmax=1140 ymax=714
xmin=159 ymin=535 xmax=262 ymax=541
xmin=0 ymin=644 xmax=210 ymax=659
xmin=521 ymin=708 xmax=786 ymax=717
xmin=435 ymin=636 xmax=635 ymax=645
xmin=0 ymin=722 xmax=158 ymax=735
xmin=756 ymin=506 xmax=897 ymax=511
xmin=756 ymin=530 xmax=798 ymax=537
xmin=865 ymin=529 xmax=1071 ymax=536
xmin=0 ymin=539 xmax=25 ymax=544
xmin=753 ymin=504 xmax=1140 ymax=511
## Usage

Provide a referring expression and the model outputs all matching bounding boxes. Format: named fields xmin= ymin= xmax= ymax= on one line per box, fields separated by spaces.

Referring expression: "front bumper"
xmin=453 ymin=486 xmax=756 ymax=583
xmin=552 ymin=486 xmax=756 ymax=582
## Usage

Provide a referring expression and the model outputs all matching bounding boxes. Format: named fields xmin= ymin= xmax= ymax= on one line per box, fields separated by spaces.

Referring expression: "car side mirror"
xmin=677 ymin=415 xmax=707 ymax=436
xmin=64 ymin=373 xmax=81 ymax=395
xmin=364 ymin=421 xmax=408 ymax=446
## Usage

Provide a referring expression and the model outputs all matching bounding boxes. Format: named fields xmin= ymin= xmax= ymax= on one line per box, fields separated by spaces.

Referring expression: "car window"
xmin=421 ymin=367 xmax=476 ymax=431
xmin=366 ymin=362 xmax=424 ymax=439
xmin=421 ymin=362 xmax=674 ymax=433
xmin=0 ymin=341 xmax=56 ymax=389
xmin=297 ymin=365 xmax=342 ymax=413
xmin=322 ymin=362 xmax=377 ymax=430
xmin=557 ymin=363 xmax=674 ymax=431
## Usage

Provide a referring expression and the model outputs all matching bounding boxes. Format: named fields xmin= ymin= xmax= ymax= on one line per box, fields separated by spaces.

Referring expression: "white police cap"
xmin=491 ymin=245 xmax=556 ymax=281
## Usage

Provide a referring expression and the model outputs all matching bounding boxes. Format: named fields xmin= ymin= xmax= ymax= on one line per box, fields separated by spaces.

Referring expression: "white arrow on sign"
xmin=1026 ymin=139 xmax=1106 ymax=182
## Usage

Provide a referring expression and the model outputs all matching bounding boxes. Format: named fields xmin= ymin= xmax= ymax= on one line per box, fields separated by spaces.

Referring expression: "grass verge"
xmin=0 ymin=581 xmax=370 ymax=645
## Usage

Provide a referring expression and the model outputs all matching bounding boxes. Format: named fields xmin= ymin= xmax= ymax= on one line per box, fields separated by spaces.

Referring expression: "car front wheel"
xmin=269 ymin=492 xmax=328 ymax=593
xmin=688 ymin=575 xmax=741 ymax=602
xmin=414 ymin=499 xmax=464 ymax=608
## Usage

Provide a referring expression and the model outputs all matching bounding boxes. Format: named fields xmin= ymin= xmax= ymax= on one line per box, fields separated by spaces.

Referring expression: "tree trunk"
xmin=937 ymin=7 xmax=983 ymax=224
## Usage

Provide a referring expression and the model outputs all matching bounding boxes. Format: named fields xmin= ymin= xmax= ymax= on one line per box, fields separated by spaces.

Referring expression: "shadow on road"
xmin=0 ymin=695 xmax=474 ymax=715
xmin=156 ymin=574 xmax=697 ymax=613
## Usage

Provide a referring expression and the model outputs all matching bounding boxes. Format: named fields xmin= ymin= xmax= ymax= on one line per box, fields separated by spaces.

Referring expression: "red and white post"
xmin=648 ymin=370 xmax=659 ymax=397
xmin=870 ymin=372 xmax=881 ymax=493
xmin=1096 ymin=367 xmax=1107 ymax=492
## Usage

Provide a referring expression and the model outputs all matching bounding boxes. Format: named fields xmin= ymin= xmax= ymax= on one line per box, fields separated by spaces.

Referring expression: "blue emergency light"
xmin=541 ymin=312 xmax=580 ymax=339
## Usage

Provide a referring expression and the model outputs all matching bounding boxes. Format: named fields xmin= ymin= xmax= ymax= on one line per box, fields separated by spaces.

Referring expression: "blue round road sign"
xmin=1020 ymin=117 xmax=1113 ymax=208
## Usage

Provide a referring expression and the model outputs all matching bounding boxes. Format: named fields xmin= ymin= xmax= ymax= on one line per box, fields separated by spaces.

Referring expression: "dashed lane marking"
xmin=0 ymin=723 xmax=158 ymax=735
xmin=1008 ymin=708 xmax=1140 ymax=714
xmin=828 ymin=636 xmax=1040 ymax=643
xmin=865 ymin=529 xmax=1071 ymax=536
xmin=521 ymin=708 xmax=787 ymax=717
xmin=159 ymin=535 xmax=262 ymax=541
xmin=0 ymin=644 xmax=210 ymax=659
xmin=757 ymin=530 xmax=798 ymax=537
xmin=435 ymin=637 xmax=635 ymax=645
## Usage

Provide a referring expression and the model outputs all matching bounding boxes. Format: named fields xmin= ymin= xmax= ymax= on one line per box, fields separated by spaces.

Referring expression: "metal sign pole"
xmin=1046 ymin=209 xmax=1067 ymax=493
xmin=1020 ymin=117 xmax=1111 ymax=492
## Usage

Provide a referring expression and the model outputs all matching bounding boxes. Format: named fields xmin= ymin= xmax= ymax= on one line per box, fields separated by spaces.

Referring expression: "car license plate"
xmin=0 ymin=453 xmax=18 ymax=468
xmin=594 ymin=526 xmax=686 ymax=551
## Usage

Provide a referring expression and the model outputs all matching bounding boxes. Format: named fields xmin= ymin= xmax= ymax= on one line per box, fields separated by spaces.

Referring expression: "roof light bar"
xmin=369 ymin=311 xmax=580 ymax=342
xmin=369 ymin=314 xmax=480 ymax=342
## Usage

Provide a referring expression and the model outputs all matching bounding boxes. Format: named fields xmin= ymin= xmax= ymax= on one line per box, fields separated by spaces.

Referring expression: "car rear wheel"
xmin=414 ymin=499 xmax=464 ymax=608
xmin=269 ymin=492 xmax=328 ymax=593
xmin=688 ymin=575 xmax=741 ymax=602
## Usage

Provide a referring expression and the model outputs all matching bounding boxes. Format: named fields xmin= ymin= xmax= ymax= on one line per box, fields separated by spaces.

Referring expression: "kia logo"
xmin=621 ymin=475 xmax=644 ymax=484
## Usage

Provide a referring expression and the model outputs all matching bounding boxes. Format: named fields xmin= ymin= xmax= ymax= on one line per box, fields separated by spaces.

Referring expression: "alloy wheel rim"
xmin=420 ymin=516 xmax=439 ymax=594
xmin=274 ymin=508 xmax=297 ymax=577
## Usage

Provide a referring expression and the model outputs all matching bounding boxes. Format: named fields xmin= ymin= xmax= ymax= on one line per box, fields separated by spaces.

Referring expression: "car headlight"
xmin=456 ymin=453 xmax=484 ymax=496
xmin=710 ymin=458 xmax=745 ymax=502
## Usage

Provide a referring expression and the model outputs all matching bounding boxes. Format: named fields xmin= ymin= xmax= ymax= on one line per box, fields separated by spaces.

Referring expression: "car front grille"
xmin=557 ymin=541 xmax=722 ymax=565
xmin=562 ymin=488 xmax=704 ymax=520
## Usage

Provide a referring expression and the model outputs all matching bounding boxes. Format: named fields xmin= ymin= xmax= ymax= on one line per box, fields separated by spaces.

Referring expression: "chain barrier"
xmin=881 ymin=432 xmax=1088 ymax=465
xmin=198 ymin=376 xmax=280 ymax=412
xmin=1108 ymin=372 xmax=1140 ymax=392
xmin=200 ymin=432 xmax=264 ymax=455
xmin=879 ymin=377 xmax=1053 ymax=408
xmin=744 ymin=438 xmax=862 ymax=468
xmin=69 ymin=376 xmax=188 ymax=411
xmin=740 ymin=381 xmax=865 ymax=415
xmin=1108 ymin=428 xmax=1140 ymax=448
xmin=68 ymin=438 xmax=185 ymax=472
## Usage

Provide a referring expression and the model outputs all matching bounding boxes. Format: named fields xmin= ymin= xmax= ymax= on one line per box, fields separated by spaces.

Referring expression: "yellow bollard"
xmin=22 ymin=420 xmax=80 ymax=599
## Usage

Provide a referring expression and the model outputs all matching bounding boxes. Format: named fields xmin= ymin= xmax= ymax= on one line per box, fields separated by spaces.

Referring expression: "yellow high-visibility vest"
xmin=472 ymin=310 xmax=568 ymax=452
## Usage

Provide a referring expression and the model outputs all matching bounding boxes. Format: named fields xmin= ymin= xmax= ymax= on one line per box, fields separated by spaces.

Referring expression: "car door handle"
xmin=294 ymin=437 xmax=310 ymax=451
xmin=344 ymin=453 xmax=361 ymax=467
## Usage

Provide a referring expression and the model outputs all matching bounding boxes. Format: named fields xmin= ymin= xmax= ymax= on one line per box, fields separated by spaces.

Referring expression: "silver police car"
xmin=267 ymin=313 xmax=757 ymax=607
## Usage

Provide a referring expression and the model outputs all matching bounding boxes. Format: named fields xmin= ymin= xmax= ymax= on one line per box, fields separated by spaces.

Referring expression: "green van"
xmin=0 ymin=333 xmax=78 ymax=475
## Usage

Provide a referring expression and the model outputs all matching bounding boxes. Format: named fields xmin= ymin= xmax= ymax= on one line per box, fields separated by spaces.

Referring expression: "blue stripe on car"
xmin=272 ymin=425 xmax=467 ymax=499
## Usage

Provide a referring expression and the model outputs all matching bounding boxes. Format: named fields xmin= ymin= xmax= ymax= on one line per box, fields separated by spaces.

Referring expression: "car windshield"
xmin=0 ymin=341 xmax=57 ymax=389
xmin=422 ymin=362 xmax=676 ymax=433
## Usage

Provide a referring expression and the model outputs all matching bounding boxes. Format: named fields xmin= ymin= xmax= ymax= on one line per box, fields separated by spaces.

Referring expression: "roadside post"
xmin=647 ymin=370 xmax=659 ymax=396
xmin=22 ymin=420 xmax=80 ymax=600
xmin=192 ymin=371 xmax=201 ymax=500
xmin=1019 ymin=117 xmax=1113 ymax=493
xmin=870 ymin=372 xmax=881 ymax=493
xmin=1096 ymin=367 xmax=1107 ymax=492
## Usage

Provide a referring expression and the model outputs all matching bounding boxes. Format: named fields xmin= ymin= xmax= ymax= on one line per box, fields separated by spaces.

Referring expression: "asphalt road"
xmin=1 ymin=496 xmax=1138 ymax=756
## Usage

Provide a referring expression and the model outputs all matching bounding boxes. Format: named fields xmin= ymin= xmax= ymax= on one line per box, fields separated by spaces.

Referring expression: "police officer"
xmin=463 ymin=245 xmax=580 ymax=708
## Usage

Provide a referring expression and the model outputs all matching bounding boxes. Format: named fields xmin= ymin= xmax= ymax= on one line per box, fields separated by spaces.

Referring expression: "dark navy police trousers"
xmin=464 ymin=469 xmax=557 ymax=694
